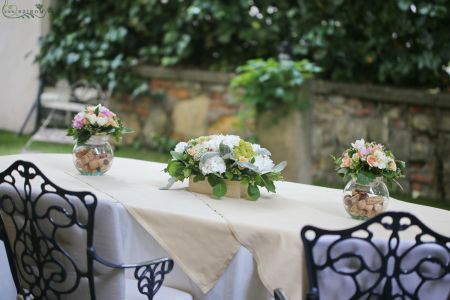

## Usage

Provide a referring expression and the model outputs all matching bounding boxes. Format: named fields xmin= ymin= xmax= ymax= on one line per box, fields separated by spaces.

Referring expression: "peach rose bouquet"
xmin=332 ymin=139 xmax=405 ymax=188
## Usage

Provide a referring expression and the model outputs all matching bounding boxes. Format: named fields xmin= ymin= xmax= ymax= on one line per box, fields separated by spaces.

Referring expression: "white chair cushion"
xmin=125 ymin=278 xmax=192 ymax=300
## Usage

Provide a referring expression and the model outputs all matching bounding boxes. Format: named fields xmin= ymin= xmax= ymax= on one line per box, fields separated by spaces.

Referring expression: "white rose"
xmin=375 ymin=150 xmax=388 ymax=169
xmin=174 ymin=142 xmax=188 ymax=153
xmin=200 ymin=156 xmax=226 ymax=175
xmin=253 ymin=155 xmax=275 ymax=174
xmin=96 ymin=116 xmax=109 ymax=126
xmin=86 ymin=114 xmax=97 ymax=125
xmin=351 ymin=138 xmax=366 ymax=151
xmin=222 ymin=135 xmax=241 ymax=149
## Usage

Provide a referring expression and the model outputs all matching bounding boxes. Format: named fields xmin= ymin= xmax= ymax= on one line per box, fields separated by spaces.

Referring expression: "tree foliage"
xmin=37 ymin=0 xmax=450 ymax=92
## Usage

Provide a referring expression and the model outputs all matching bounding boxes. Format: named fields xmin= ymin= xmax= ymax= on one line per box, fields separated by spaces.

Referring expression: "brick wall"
xmin=110 ymin=66 xmax=450 ymax=204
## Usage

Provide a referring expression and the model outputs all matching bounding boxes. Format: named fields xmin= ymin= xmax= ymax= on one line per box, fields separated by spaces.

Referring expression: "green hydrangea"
xmin=233 ymin=140 xmax=255 ymax=159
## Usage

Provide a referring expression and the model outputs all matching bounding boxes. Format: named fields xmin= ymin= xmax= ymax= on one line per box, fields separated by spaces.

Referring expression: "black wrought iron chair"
xmin=300 ymin=211 xmax=450 ymax=300
xmin=0 ymin=160 xmax=192 ymax=300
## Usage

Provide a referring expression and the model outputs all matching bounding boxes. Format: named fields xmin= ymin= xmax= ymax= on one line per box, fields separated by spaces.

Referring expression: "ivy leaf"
xmin=247 ymin=184 xmax=260 ymax=201
xmin=167 ymin=160 xmax=183 ymax=177
xmin=183 ymin=168 xmax=192 ymax=178
xmin=211 ymin=178 xmax=227 ymax=198
xmin=261 ymin=175 xmax=276 ymax=192
xmin=356 ymin=171 xmax=375 ymax=185
xmin=193 ymin=174 xmax=205 ymax=182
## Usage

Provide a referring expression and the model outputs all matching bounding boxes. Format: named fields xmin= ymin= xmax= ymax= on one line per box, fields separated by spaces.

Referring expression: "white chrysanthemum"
xmin=351 ymin=139 xmax=366 ymax=151
xmin=205 ymin=135 xmax=224 ymax=152
xmin=96 ymin=116 xmax=109 ymax=126
xmin=200 ymin=156 xmax=226 ymax=175
xmin=253 ymin=155 xmax=275 ymax=174
xmin=174 ymin=142 xmax=188 ymax=153
xmin=222 ymin=135 xmax=241 ymax=149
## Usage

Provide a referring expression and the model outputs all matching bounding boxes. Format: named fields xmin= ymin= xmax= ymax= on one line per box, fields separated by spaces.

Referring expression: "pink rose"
xmin=359 ymin=147 xmax=370 ymax=156
xmin=72 ymin=113 xmax=85 ymax=129
xmin=341 ymin=154 xmax=352 ymax=168
xmin=367 ymin=155 xmax=378 ymax=167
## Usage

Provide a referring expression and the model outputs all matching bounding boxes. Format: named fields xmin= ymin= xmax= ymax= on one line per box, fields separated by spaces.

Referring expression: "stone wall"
xmin=110 ymin=66 xmax=244 ymax=148
xmin=310 ymin=81 xmax=450 ymax=204
xmin=110 ymin=66 xmax=450 ymax=204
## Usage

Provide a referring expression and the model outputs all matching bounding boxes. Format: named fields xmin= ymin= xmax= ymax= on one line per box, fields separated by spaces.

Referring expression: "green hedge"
xmin=37 ymin=0 xmax=450 ymax=93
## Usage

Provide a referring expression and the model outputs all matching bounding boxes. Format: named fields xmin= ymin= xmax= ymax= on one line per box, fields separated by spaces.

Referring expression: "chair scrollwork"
xmin=301 ymin=211 xmax=450 ymax=299
xmin=0 ymin=160 xmax=175 ymax=300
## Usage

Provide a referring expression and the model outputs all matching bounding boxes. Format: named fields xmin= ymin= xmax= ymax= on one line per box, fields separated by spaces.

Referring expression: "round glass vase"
xmin=343 ymin=178 xmax=389 ymax=220
xmin=72 ymin=134 xmax=114 ymax=176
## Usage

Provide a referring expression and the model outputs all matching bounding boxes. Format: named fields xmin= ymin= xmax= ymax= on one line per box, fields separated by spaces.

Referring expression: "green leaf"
xmin=247 ymin=184 xmax=260 ymax=201
xmin=193 ymin=174 xmax=205 ymax=182
xmin=356 ymin=171 xmax=375 ymax=185
xmin=261 ymin=175 xmax=276 ymax=192
xmin=225 ymin=170 xmax=234 ymax=180
xmin=183 ymin=168 xmax=192 ymax=178
xmin=212 ymin=179 xmax=227 ymax=198
xmin=167 ymin=161 xmax=183 ymax=177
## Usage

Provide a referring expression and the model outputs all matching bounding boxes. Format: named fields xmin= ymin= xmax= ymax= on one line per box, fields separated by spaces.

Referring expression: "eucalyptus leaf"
xmin=170 ymin=151 xmax=184 ymax=160
xmin=200 ymin=152 xmax=220 ymax=164
xmin=160 ymin=177 xmax=178 ymax=190
xmin=271 ymin=161 xmax=287 ymax=173
xmin=237 ymin=161 xmax=259 ymax=172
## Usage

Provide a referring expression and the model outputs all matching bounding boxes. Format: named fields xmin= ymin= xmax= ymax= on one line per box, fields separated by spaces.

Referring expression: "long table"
xmin=0 ymin=154 xmax=449 ymax=300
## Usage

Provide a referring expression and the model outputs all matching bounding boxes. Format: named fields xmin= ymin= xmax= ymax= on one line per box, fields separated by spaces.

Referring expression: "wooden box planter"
xmin=188 ymin=177 xmax=248 ymax=199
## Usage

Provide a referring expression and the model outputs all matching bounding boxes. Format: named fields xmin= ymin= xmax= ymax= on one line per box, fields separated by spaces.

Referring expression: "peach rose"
xmin=341 ymin=154 xmax=351 ymax=168
xmin=388 ymin=160 xmax=397 ymax=171
xmin=187 ymin=148 xmax=196 ymax=156
xmin=367 ymin=155 xmax=378 ymax=167
xmin=239 ymin=156 xmax=249 ymax=163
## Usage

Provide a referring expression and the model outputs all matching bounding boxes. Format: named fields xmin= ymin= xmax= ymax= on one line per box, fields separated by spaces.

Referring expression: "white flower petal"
xmin=174 ymin=142 xmax=188 ymax=153
xmin=253 ymin=155 xmax=275 ymax=174
xmin=199 ymin=156 xmax=226 ymax=175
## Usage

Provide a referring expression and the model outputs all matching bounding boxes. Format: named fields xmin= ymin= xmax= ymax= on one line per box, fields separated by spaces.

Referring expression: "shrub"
xmin=37 ymin=0 xmax=450 ymax=91
xmin=231 ymin=58 xmax=320 ymax=112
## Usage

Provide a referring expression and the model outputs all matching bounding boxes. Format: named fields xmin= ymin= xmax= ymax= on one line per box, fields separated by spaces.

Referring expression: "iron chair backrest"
xmin=0 ymin=160 xmax=98 ymax=299
xmin=301 ymin=211 xmax=450 ymax=300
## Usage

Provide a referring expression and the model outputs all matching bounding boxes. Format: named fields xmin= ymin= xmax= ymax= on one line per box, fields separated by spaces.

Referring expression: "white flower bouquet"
xmin=164 ymin=135 xmax=287 ymax=200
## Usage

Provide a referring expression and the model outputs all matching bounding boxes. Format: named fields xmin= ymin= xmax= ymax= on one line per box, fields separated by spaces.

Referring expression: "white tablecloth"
xmin=0 ymin=154 xmax=271 ymax=300
xmin=0 ymin=154 xmax=449 ymax=300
